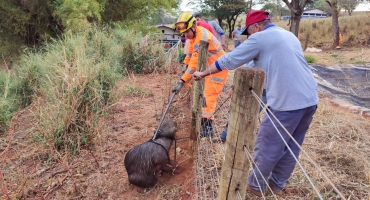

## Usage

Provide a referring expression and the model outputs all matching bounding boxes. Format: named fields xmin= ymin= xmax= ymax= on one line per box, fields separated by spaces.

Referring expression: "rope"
xmin=244 ymin=146 xmax=278 ymax=199
xmin=236 ymin=190 xmax=243 ymax=200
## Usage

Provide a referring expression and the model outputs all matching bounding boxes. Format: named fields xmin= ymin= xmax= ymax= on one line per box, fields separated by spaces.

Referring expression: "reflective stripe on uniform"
xmin=202 ymin=112 xmax=214 ymax=118
xmin=208 ymin=45 xmax=223 ymax=57
xmin=187 ymin=53 xmax=192 ymax=57
xmin=210 ymin=77 xmax=223 ymax=83
xmin=201 ymin=28 xmax=208 ymax=41
xmin=186 ymin=68 xmax=195 ymax=74
xmin=200 ymin=28 xmax=222 ymax=58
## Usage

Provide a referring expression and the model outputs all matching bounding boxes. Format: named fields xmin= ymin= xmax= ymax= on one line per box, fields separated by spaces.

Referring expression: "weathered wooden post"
xmin=189 ymin=40 xmax=209 ymax=157
xmin=218 ymin=67 xmax=265 ymax=199
xmin=304 ymin=33 xmax=310 ymax=51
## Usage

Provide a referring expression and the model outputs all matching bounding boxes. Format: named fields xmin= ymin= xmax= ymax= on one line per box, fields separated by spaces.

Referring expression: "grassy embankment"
xmin=0 ymin=26 xmax=173 ymax=153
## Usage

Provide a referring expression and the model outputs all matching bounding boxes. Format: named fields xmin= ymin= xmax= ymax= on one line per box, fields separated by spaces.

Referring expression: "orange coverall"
xmin=182 ymin=26 xmax=229 ymax=120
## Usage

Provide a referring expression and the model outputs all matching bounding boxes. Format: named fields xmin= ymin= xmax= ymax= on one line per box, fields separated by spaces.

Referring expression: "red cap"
xmin=241 ymin=10 xmax=270 ymax=35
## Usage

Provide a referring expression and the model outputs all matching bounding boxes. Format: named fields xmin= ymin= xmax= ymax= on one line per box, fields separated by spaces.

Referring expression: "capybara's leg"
xmin=161 ymin=161 xmax=182 ymax=174
xmin=128 ymin=173 xmax=156 ymax=187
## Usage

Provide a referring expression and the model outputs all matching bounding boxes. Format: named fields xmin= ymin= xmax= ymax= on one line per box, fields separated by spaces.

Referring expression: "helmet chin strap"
xmin=190 ymin=26 xmax=196 ymax=36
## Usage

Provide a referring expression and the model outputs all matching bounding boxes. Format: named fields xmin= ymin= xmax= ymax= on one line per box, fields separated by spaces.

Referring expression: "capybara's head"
xmin=157 ymin=119 xmax=177 ymax=140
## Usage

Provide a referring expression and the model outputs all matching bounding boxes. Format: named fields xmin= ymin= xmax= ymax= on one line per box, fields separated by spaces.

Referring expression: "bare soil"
xmin=1 ymin=44 xmax=370 ymax=200
xmin=1 ymin=73 xmax=197 ymax=200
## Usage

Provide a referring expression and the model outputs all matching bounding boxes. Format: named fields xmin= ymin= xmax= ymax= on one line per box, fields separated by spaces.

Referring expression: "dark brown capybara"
xmin=124 ymin=119 xmax=180 ymax=187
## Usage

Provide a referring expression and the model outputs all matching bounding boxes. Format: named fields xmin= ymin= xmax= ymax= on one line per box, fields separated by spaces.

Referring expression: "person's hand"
xmin=172 ymin=80 xmax=184 ymax=94
xmin=192 ymin=71 xmax=204 ymax=81
xmin=221 ymin=44 xmax=226 ymax=50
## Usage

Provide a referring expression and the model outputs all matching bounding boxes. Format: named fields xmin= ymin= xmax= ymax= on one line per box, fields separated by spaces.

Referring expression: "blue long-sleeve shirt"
xmin=217 ymin=25 xmax=318 ymax=111
xmin=208 ymin=20 xmax=225 ymax=42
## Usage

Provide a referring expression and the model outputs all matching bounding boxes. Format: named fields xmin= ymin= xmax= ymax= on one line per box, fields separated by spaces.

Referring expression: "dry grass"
xmin=194 ymin=70 xmax=370 ymax=199
xmin=231 ymin=12 xmax=370 ymax=66
xmin=303 ymin=47 xmax=370 ymax=66
xmin=298 ymin=96 xmax=370 ymax=198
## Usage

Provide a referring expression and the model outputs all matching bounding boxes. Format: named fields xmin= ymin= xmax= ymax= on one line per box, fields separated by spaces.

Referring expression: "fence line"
xmin=251 ymin=90 xmax=345 ymax=200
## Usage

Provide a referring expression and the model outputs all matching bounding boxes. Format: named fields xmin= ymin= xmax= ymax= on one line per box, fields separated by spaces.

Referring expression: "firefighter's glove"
xmin=172 ymin=80 xmax=185 ymax=94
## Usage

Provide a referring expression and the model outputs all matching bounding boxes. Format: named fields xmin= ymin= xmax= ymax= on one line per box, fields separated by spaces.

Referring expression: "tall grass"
xmin=275 ymin=12 xmax=370 ymax=46
xmin=0 ymin=70 xmax=19 ymax=132
xmin=1 ymin=25 xmax=169 ymax=153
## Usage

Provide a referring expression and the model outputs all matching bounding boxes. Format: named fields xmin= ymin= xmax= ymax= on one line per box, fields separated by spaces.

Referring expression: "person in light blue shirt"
xmin=194 ymin=13 xmax=226 ymax=50
xmin=192 ymin=10 xmax=318 ymax=197
xmin=232 ymin=25 xmax=243 ymax=48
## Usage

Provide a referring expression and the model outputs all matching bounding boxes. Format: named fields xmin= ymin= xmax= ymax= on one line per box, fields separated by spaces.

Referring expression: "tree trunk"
xmin=227 ymin=18 xmax=233 ymax=38
xmin=331 ymin=6 xmax=340 ymax=48
xmin=283 ymin=0 xmax=306 ymax=37
xmin=289 ymin=12 xmax=301 ymax=37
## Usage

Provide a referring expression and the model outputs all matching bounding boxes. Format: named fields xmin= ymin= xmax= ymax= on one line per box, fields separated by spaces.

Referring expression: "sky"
xmin=180 ymin=0 xmax=193 ymax=12
xmin=180 ymin=0 xmax=370 ymax=12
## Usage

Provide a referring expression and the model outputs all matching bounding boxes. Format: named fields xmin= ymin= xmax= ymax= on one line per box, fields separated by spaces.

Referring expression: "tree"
xmin=305 ymin=0 xmax=321 ymax=8
xmin=53 ymin=0 xmax=103 ymax=32
xmin=281 ymin=0 xmax=313 ymax=36
xmin=0 ymin=0 xmax=58 ymax=46
xmin=101 ymin=0 xmax=178 ymax=23
xmin=325 ymin=0 xmax=341 ymax=48
xmin=190 ymin=0 xmax=250 ymax=38
xmin=0 ymin=0 xmax=178 ymax=51
xmin=314 ymin=0 xmax=332 ymax=14
xmin=260 ymin=0 xmax=290 ymax=18
xmin=341 ymin=0 xmax=359 ymax=15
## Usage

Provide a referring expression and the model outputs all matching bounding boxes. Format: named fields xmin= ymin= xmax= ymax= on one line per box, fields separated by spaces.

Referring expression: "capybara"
xmin=124 ymin=119 xmax=179 ymax=187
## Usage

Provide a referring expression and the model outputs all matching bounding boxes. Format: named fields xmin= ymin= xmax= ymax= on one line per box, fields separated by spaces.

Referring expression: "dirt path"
xmin=1 ymin=73 xmax=196 ymax=200
xmin=67 ymin=73 xmax=197 ymax=200
xmin=89 ymin=73 xmax=195 ymax=200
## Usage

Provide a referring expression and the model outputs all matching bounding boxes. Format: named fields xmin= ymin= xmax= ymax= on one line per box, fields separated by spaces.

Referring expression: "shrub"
xmin=1 ymin=24 xmax=171 ymax=153
xmin=0 ymin=65 xmax=36 ymax=131
xmin=114 ymin=28 xmax=166 ymax=74
xmin=305 ymin=56 xmax=316 ymax=63
xmin=23 ymin=27 xmax=124 ymax=153
xmin=331 ymin=54 xmax=338 ymax=58
xmin=0 ymin=70 xmax=19 ymax=131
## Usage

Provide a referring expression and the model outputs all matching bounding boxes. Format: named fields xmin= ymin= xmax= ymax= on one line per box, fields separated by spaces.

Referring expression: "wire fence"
xmin=192 ymin=69 xmax=347 ymax=200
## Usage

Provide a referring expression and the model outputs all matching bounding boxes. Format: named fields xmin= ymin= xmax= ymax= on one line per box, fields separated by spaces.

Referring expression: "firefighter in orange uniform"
xmin=172 ymin=12 xmax=229 ymax=137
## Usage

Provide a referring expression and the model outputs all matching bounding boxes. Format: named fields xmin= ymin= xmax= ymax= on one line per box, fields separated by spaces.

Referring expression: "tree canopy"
xmin=0 ymin=0 xmax=179 ymax=53
xmin=189 ymin=0 xmax=250 ymax=38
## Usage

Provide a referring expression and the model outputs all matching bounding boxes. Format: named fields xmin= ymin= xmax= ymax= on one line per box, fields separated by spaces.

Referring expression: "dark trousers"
xmin=220 ymin=89 xmax=267 ymax=140
xmin=247 ymin=105 xmax=317 ymax=191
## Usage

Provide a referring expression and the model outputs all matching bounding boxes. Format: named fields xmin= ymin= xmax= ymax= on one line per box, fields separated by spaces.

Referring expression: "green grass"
xmin=355 ymin=60 xmax=366 ymax=64
xmin=305 ymin=56 xmax=316 ymax=63
xmin=0 ymin=24 xmax=170 ymax=153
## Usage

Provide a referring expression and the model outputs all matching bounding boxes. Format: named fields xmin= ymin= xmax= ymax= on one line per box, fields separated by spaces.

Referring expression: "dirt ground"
xmin=1 ymin=43 xmax=370 ymax=199
xmin=1 ymin=72 xmax=198 ymax=199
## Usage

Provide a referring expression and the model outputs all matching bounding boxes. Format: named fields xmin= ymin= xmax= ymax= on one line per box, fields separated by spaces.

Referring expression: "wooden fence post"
xmin=218 ymin=67 xmax=265 ymax=200
xmin=189 ymin=40 xmax=209 ymax=158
